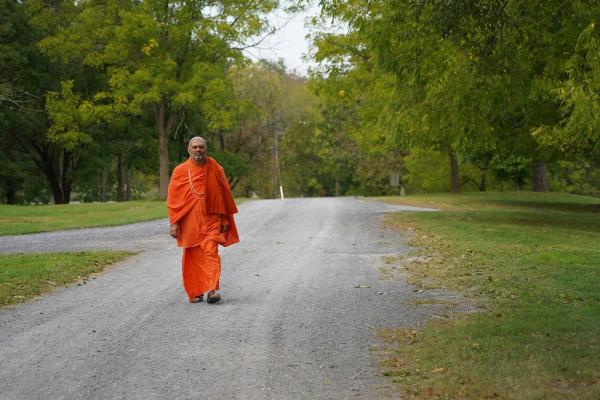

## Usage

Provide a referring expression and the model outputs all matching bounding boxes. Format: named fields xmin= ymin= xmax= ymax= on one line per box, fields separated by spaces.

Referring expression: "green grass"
xmin=375 ymin=192 xmax=600 ymax=399
xmin=0 ymin=251 xmax=134 ymax=306
xmin=0 ymin=198 xmax=248 ymax=236
xmin=0 ymin=200 xmax=168 ymax=235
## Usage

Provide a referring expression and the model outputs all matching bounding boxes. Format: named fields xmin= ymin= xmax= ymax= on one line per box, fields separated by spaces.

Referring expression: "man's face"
xmin=188 ymin=139 xmax=207 ymax=164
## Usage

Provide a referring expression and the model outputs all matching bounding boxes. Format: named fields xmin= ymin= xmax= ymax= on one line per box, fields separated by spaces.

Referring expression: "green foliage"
xmin=212 ymin=61 xmax=330 ymax=197
xmin=347 ymin=151 xmax=405 ymax=196
xmin=313 ymin=0 xmax=600 ymax=195
xmin=211 ymin=149 xmax=249 ymax=183
xmin=549 ymin=160 xmax=600 ymax=196
xmin=46 ymin=80 xmax=92 ymax=150
xmin=3 ymin=1 xmax=314 ymax=203
xmin=0 ymin=0 xmax=89 ymax=204
xmin=404 ymin=149 xmax=451 ymax=193
xmin=38 ymin=0 xmax=283 ymax=199
xmin=3 ymin=0 xmax=600 ymax=201
xmin=534 ymin=19 xmax=600 ymax=157
xmin=306 ymin=27 xmax=409 ymax=196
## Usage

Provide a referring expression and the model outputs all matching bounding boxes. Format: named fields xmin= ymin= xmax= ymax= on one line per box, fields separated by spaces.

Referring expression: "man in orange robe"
xmin=167 ymin=136 xmax=239 ymax=304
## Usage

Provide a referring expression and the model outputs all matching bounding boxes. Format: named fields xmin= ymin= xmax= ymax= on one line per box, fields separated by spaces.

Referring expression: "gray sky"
xmin=246 ymin=5 xmax=321 ymax=76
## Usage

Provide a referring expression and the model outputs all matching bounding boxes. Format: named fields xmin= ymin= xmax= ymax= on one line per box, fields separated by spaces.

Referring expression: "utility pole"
xmin=272 ymin=126 xmax=283 ymax=199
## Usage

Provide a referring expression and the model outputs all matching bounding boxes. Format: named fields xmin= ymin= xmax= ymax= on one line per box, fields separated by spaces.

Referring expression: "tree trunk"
xmin=116 ymin=153 xmax=126 ymax=202
xmin=272 ymin=133 xmax=280 ymax=199
xmin=513 ymin=176 xmax=523 ymax=191
xmin=532 ymin=162 xmax=549 ymax=192
xmin=230 ymin=176 xmax=242 ymax=192
xmin=15 ymin=131 xmax=72 ymax=204
xmin=1 ymin=143 xmax=19 ymax=204
xmin=3 ymin=179 xmax=17 ymax=204
xmin=125 ymin=168 xmax=132 ymax=201
xmin=219 ymin=131 xmax=226 ymax=151
xmin=100 ymin=166 xmax=108 ymax=202
xmin=40 ymin=148 xmax=70 ymax=204
xmin=156 ymin=99 xmax=176 ymax=200
xmin=479 ymin=169 xmax=487 ymax=192
xmin=61 ymin=150 xmax=71 ymax=203
xmin=449 ymin=151 xmax=460 ymax=193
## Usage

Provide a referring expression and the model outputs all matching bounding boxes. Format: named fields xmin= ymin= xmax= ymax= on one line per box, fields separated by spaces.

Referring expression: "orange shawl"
xmin=167 ymin=157 xmax=239 ymax=247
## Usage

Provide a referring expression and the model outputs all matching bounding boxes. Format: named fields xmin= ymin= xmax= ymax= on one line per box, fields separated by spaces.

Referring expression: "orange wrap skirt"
xmin=180 ymin=215 xmax=224 ymax=301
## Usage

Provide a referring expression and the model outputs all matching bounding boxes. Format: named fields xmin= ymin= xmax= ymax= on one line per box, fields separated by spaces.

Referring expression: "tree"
xmin=532 ymin=8 xmax=600 ymax=161
xmin=41 ymin=0 xmax=280 ymax=199
xmin=314 ymin=0 xmax=598 ymax=194
xmin=0 ymin=0 xmax=92 ymax=204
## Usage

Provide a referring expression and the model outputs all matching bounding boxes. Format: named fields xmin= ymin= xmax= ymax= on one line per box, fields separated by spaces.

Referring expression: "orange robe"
xmin=167 ymin=157 xmax=239 ymax=301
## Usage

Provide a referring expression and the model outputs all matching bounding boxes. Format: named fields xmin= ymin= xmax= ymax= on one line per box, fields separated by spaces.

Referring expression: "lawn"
xmin=0 ymin=251 xmax=134 ymax=306
xmin=0 ymin=198 xmax=248 ymax=236
xmin=0 ymin=200 xmax=167 ymax=235
xmin=376 ymin=192 xmax=600 ymax=399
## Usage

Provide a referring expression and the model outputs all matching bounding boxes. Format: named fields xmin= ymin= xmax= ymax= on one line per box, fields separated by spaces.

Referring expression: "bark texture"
xmin=532 ymin=162 xmax=549 ymax=192
xmin=449 ymin=151 xmax=460 ymax=193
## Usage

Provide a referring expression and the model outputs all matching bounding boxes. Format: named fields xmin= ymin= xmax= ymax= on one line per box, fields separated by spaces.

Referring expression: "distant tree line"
xmin=2 ymin=1 xmax=599 ymax=204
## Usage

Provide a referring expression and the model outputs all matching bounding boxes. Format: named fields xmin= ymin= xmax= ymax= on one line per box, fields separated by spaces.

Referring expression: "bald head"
xmin=188 ymin=136 xmax=207 ymax=165
xmin=188 ymin=136 xmax=206 ymax=147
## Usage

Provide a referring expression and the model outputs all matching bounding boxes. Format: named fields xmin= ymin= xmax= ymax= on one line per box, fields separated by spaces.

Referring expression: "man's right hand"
xmin=170 ymin=223 xmax=179 ymax=239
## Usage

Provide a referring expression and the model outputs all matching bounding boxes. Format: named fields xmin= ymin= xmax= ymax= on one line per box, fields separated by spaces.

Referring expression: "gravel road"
xmin=0 ymin=197 xmax=464 ymax=399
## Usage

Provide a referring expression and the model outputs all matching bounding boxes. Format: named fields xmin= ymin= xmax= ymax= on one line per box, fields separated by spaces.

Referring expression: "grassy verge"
xmin=0 ymin=251 xmax=134 ymax=306
xmin=0 ymin=201 xmax=167 ymax=235
xmin=0 ymin=198 xmax=248 ymax=236
xmin=376 ymin=192 xmax=600 ymax=399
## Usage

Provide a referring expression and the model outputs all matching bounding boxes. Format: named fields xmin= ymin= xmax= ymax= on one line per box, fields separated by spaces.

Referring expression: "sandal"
xmin=206 ymin=290 xmax=221 ymax=304
xmin=189 ymin=295 xmax=203 ymax=303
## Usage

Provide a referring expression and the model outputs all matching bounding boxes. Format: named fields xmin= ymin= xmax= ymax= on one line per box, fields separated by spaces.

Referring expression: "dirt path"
xmin=0 ymin=197 xmax=460 ymax=399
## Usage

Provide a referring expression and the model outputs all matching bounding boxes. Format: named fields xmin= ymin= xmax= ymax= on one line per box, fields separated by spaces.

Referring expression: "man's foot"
xmin=206 ymin=290 xmax=221 ymax=304
xmin=189 ymin=295 xmax=203 ymax=303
